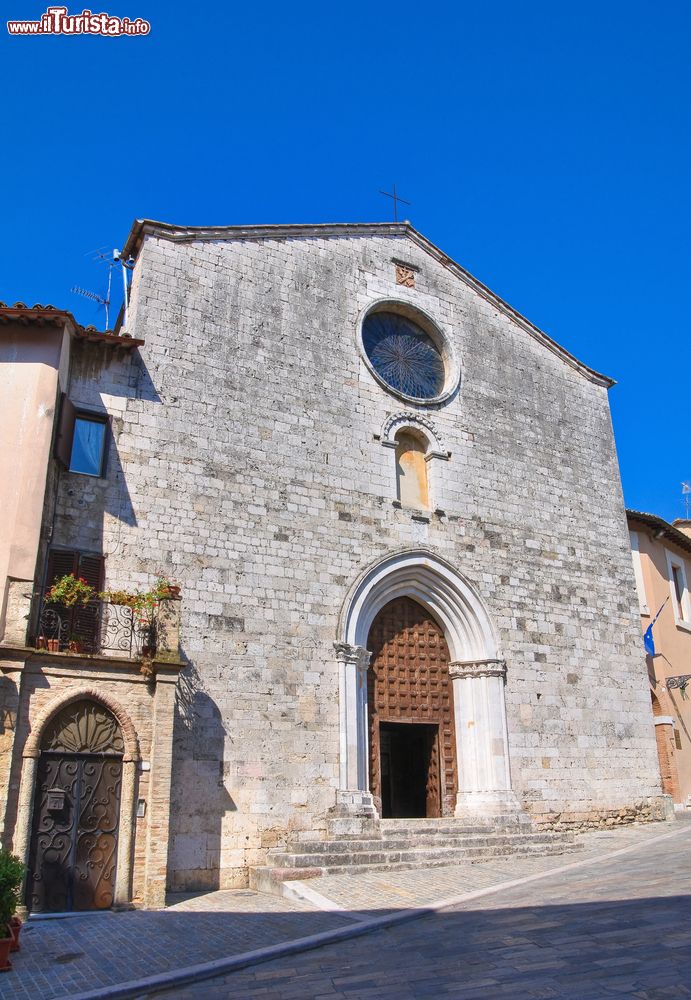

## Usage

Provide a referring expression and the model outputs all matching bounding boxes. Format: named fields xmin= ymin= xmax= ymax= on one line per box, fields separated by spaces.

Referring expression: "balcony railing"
xmin=33 ymin=598 xmax=159 ymax=658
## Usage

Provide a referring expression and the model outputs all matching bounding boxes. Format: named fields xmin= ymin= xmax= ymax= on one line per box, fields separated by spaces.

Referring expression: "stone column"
xmin=450 ymin=659 xmax=525 ymax=819
xmin=333 ymin=642 xmax=376 ymax=819
xmin=113 ymin=759 xmax=137 ymax=908
xmin=14 ymin=754 xmax=38 ymax=918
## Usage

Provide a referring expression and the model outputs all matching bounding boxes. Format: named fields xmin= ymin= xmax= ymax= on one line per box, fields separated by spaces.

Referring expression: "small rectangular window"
xmin=69 ymin=415 xmax=107 ymax=477
xmin=672 ymin=565 xmax=684 ymax=609
xmin=668 ymin=556 xmax=690 ymax=625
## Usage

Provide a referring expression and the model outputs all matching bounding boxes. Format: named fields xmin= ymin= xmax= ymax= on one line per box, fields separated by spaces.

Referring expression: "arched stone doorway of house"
xmin=367 ymin=597 xmax=457 ymax=818
xmin=26 ymin=699 xmax=124 ymax=912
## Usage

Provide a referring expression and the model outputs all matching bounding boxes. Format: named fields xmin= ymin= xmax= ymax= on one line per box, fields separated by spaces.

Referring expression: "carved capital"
xmin=334 ymin=642 xmax=371 ymax=672
xmin=449 ymin=658 xmax=506 ymax=680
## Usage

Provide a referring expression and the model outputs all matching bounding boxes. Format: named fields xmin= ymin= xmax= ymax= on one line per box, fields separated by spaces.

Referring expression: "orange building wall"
xmin=630 ymin=520 xmax=691 ymax=807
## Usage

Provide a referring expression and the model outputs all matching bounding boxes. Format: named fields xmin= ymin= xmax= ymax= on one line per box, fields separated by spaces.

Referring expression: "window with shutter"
xmin=54 ymin=396 xmax=109 ymax=477
xmin=54 ymin=395 xmax=77 ymax=469
xmin=43 ymin=549 xmax=105 ymax=651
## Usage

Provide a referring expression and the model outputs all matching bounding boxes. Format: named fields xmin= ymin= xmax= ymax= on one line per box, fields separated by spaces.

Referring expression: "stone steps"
xmin=279 ymin=831 xmax=569 ymax=856
xmin=250 ymin=818 xmax=580 ymax=894
xmin=268 ymin=838 xmax=573 ymax=870
xmin=249 ymin=840 xmax=577 ymax=894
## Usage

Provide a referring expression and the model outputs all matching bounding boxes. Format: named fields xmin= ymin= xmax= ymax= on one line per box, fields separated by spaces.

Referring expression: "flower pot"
xmin=0 ymin=929 xmax=12 ymax=971
xmin=9 ymin=917 xmax=21 ymax=953
xmin=67 ymin=641 xmax=83 ymax=654
xmin=47 ymin=639 xmax=60 ymax=652
xmin=36 ymin=636 xmax=48 ymax=650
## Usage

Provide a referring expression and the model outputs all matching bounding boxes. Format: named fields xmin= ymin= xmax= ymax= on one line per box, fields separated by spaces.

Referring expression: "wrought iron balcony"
xmin=33 ymin=598 xmax=159 ymax=659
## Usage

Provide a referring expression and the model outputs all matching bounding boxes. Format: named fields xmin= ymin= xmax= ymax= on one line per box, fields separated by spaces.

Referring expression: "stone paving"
xmin=0 ymin=818 xmax=688 ymax=999
xmin=156 ymin=818 xmax=691 ymax=999
xmin=0 ymin=892 xmax=351 ymax=1000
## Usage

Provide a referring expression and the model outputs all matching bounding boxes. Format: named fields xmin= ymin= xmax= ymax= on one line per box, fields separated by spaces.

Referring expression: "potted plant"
xmin=156 ymin=577 xmax=181 ymax=599
xmin=101 ymin=589 xmax=138 ymax=609
xmin=67 ymin=633 xmax=88 ymax=654
xmin=102 ymin=583 xmax=162 ymax=657
xmin=47 ymin=638 xmax=60 ymax=652
xmin=0 ymin=851 xmax=24 ymax=970
xmin=45 ymin=574 xmax=96 ymax=608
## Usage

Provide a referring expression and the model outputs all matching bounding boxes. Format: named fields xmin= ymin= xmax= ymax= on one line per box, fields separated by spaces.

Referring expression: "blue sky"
xmin=2 ymin=1 xmax=689 ymax=520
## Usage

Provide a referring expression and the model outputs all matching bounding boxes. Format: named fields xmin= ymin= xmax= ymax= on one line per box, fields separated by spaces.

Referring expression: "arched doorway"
xmin=337 ymin=550 xmax=523 ymax=821
xmin=26 ymin=699 xmax=124 ymax=912
xmin=368 ymin=597 xmax=457 ymax=817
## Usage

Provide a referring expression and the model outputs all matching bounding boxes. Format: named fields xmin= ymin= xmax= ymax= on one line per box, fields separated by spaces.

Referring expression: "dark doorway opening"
xmin=379 ymin=722 xmax=440 ymax=818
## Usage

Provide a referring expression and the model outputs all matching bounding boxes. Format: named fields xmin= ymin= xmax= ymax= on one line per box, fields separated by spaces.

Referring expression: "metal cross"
xmin=379 ymin=184 xmax=411 ymax=222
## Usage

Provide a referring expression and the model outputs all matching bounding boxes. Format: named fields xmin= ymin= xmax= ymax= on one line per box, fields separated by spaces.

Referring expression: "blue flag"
xmin=643 ymin=624 xmax=655 ymax=656
xmin=643 ymin=596 xmax=669 ymax=657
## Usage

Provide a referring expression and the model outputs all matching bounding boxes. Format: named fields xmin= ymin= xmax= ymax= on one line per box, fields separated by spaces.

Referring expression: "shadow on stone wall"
xmin=167 ymin=652 xmax=235 ymax=892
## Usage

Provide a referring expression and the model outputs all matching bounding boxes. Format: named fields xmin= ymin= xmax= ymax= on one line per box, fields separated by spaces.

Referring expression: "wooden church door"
xmin=367 ymin=597 xmax=458 ymax=818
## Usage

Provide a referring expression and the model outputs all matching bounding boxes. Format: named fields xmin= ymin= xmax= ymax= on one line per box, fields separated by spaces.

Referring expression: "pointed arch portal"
xmin=336 ymin=551 xmax=523 ymax=820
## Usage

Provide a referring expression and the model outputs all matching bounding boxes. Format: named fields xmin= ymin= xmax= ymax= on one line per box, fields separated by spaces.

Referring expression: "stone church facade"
xmin=0 ymin=221 xmax=668 ymax=905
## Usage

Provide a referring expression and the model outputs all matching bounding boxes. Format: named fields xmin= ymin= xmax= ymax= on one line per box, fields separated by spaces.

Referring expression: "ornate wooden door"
xmin=26 ymin=700 xmax=124 ymax=913
xmin=367 ymin=597 xmax=457 ymax=816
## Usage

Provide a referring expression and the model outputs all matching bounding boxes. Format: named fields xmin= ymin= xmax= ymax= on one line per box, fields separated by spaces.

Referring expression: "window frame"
xmin=68 ymin=410 xmax=109 ymax=478
xmin=666 ymin=550 xmax=691 ymax=630
xmin=54 ymin=395 xmax=110 ymax=478
xmin=356 ymin=299 xmax=461 ymax=407
xmin=394 ymin=429 xmax=430 ymax=511
xmin=39 ymin=548 xmax=106 ymax=651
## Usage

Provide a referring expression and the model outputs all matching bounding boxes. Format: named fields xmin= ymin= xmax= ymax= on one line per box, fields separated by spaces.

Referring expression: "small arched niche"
xmin=395 ymin=430 xmax=429 ymax=509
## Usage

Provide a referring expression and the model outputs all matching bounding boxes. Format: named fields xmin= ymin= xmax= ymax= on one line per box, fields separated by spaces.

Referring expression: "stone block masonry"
xmin=50 ymin=223 xmax=664 ymax=889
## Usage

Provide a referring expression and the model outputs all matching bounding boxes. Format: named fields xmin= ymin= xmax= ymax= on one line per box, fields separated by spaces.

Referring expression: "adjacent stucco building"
xmin=0 ymin=222 xmax=669 ymax=906
xmin=628 ymin=510 xmax=691 ymax=809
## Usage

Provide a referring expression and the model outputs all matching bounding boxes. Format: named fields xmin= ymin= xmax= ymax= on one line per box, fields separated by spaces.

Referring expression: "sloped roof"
xmin=121 ymin=219 xmax=614 ymax=388
xmin=627 ymin=509 xmax=691 ymax=557
xmin=0 ymin=302 xmax=143 ymax=348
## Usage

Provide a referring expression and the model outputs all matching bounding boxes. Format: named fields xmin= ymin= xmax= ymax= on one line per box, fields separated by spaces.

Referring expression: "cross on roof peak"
xmin=379 ymin=184 xmax=411 ymax=223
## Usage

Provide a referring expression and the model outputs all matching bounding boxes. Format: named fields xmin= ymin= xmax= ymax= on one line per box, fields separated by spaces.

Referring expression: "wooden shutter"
xmin=72 ymin=554 xmax=105 ymax=651
xmin=54 ymin=394 xmax=77 ymax=468
xmin=45 ymin=549 xmax=78 ymax=588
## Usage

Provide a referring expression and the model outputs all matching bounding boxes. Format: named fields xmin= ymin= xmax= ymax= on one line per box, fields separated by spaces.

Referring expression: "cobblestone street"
xmin=157 ymin=817 xmax=691 ymax=1000
xmin=0 ymin=818 xmax=688 ymax=999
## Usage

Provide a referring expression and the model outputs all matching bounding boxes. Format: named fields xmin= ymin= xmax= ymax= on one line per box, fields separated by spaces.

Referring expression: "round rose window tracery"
xmin=361 ymin=310 xmax=446 ymax=401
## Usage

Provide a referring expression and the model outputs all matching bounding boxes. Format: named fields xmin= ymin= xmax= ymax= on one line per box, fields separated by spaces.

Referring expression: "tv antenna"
xmin=71 ymin=248 xmax=119 ymax=328
xmin=683 ymin=482 xmax=691 ymax=518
